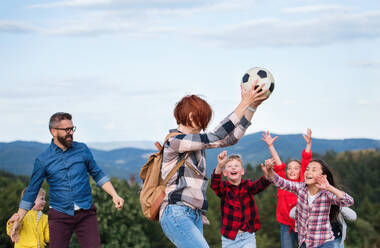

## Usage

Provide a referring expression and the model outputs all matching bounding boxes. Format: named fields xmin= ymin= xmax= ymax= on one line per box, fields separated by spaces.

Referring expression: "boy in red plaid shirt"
xmin=210 ymin=151 xmax=271 ymax=248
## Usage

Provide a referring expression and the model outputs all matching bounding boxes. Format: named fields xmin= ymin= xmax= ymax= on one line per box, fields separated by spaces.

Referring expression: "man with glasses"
xmin=8 ymin=112 xmax=124 ymax=248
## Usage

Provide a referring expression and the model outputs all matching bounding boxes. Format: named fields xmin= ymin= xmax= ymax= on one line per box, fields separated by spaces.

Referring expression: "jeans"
xmin=280 ymin=224 xmax=298 ymax=248
xmin=332 ymin=237 xmax=343 ymax=248
xmin=222 ymin=232 xmax=256 ymax=248
xmin=48 ymin=204 xmax=101 ymax=248
xmin=300 ymin=240 xmax=335 ymax=248
xmin=160 ymin=204 xmax=209 ymax=248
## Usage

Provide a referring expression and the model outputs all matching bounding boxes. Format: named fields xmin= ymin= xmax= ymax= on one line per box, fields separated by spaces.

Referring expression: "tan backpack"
xmin=139 ymin=132 xmax=189 ymax=221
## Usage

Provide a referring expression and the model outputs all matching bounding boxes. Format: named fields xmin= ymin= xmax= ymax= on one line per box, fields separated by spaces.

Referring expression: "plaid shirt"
xmin=211 ymin=171 xmax=271 ymax=240
xmin=160 ymin=112 xmax=251 ymax=219
xmin=271 ymin=173 xmax=354 ymax=248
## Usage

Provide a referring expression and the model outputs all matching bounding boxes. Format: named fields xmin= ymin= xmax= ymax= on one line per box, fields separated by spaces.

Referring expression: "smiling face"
xmin=51 ymin=119 xmax=75 ymax=149
xmin=304 ymin=161 xmax=323 ymax=185
xmin=286 ymin=161 xmax=301 ymax=180
xmin=223 ymin=158 xmax=244 ymax=185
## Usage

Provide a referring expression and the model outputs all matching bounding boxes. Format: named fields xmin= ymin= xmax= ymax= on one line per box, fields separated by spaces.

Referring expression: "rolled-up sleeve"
xmin=328 ymin=192 xmax=354 ymax=207
xmin=85 ymin=146 xmax=110 ymax=187
xmin=168 ymin=112 xmax=251 ymax=153
xmin=20 ymin=158 xmax=45 ymax=210
xmin=270 ymin=173 xmax=302 ymax=195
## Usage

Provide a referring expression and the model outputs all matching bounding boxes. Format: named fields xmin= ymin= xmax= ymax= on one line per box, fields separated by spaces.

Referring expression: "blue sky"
xmin=1 ymin=0 xmax=380 ymax=143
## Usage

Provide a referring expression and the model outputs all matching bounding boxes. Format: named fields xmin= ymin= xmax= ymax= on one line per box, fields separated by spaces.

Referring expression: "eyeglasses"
xmin=53 ymin=126 xmax=77 ymax=133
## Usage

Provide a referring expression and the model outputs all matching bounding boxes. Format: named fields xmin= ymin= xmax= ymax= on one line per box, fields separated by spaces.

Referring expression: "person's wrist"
xmin=247 ymin=106 xmax=256 ymax=113
xmin=326 ymin=184 xmax=334 ymax=191
xmin=240 ymin=99 xmax=251 ymax=109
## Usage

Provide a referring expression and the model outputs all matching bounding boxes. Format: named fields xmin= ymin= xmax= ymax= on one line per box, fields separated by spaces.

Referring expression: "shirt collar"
xmin=226 ymin=179 xmax=247 ymax=187
xmin=50 ymin=139 xmax=75 ymax=153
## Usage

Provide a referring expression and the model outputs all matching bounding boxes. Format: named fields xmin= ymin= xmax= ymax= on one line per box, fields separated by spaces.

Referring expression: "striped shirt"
xmin=160 ymin=112 xmax=251 ymax=218
xmin=271 ymin=173 xmax=354 ymax=248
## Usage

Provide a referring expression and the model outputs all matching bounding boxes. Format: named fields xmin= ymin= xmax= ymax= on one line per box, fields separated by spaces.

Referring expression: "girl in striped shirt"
xmin=262 ymin=159 xmax=354 ymax=248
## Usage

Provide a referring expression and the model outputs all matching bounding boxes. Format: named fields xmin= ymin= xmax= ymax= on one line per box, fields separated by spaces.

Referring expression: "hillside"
xmin=0 ymin=133 xmax=379 ymax=179
xmin=1 ymin=150 xmax=379 ymax=247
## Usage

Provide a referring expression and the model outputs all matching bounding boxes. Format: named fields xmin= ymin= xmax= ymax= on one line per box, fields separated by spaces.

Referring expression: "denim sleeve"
xmin=19 ymin=158 xmax=45 ymax=210
xmin=85 ymin=145 xmax=109 ymax=187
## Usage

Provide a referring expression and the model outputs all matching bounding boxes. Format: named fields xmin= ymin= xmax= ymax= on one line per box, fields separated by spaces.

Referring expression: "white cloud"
xmin=193 ymin=10 xmax=380 ymax=47
xmin=0 ymin=21 xmax=36 ymax=33
xmin=282 ymin=4 xmax=351 ymax=14
xmin=29 ymin=0 xmax=203 ymax=9
xmin=29 ymin=0 xmax=120 ymax=8
xmin=349 ymin=60 xmax=380 ymax=68
xmin=356 ymin=98 xmax=371 ymax=105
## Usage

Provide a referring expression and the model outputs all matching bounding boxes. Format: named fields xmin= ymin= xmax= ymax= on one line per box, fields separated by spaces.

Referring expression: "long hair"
xmin=309 ymin=159 xmax=340 ymax=221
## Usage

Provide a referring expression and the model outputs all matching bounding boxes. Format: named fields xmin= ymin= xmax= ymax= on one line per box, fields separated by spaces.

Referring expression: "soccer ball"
xmin=241 ymin=67 xmax=275 ymax=97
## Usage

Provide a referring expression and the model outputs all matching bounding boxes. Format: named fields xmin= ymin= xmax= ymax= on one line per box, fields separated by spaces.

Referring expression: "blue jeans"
xmin=300 ymin=240 xmax=335 ymax=248
xmin=332 ymin=237 xmax=343 ymax=248
xmin=160 ymin=204 xmax=209 ymax=248
xmin=280 ymin=224 xmax=298 ymax=248
xmin=222 ymin=232 xmax=256 ymax=248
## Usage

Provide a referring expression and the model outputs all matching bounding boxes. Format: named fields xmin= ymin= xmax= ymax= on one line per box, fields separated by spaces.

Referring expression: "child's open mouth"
xmin=231 ymin=172 xmax=237 ymax=175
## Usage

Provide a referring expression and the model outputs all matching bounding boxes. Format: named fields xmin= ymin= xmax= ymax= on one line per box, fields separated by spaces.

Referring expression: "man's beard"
xmin=57 ymin=134 xmax=73 ymax=148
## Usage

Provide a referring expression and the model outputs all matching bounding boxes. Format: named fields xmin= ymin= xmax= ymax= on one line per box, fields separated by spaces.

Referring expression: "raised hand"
xmin=261 ymin=158 xmax=275 ymax=179
xmin=217 ymin=150 xmax=228 ymax=169
xmin=262 ymin=131 xmax=278 ymax=147
xmin=315 ymin=175 xmax=330 ymax=190
xmin=303 ymin=128 xmax=312 ymax=145
xmin=215 ymin=151 xmax=228 ymax=174
xmin=240 ymin=80 xmax=268 ymax=109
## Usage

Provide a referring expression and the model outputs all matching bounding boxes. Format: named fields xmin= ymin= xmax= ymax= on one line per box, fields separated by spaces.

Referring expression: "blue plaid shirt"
xmin=20 ymin=140 xmax=109 ymax=216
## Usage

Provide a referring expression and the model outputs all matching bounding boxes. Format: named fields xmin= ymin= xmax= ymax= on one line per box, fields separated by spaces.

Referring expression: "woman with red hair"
xmin=160 ymin=82 xmax=268 ymax=248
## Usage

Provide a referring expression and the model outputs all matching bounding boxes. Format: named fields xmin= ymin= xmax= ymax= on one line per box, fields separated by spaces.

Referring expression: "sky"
xmin=1 ymin=0 xmax=380 ymax=143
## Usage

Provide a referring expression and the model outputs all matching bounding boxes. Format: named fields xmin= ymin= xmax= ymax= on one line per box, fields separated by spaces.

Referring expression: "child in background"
xmin=7 ymin=188 xmax=49 ymax=248
xmin=262 ymin=158 xmax=354 ymax=248
xmin=262 ymin=129 xmax=312 ymax=248
xmin=211 ymin=151 xmax=271 ymax=248
xmin=331 ymin=206 xmax=357 ymax=248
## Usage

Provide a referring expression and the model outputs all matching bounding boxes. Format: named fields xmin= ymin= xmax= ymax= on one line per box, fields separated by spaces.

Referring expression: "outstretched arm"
xmin=101 ymin=182 xmax=124 ymax=210
xmin=211 ymin=151 xmax=228 ymax=197
xmin=262 ymin=131 xmax=282 ymax=165
xmin=303 ymin=128 xmax=312 ymax=154
xmin=262 ymin=159 xmax=302 ymax=194
xmin=300 ymin=128 xmax=312 ymax=181
xmin=315 ymin=175 xmax=354 ymax=206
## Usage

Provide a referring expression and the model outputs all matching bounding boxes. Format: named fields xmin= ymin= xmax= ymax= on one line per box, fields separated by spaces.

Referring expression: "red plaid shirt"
xmin=210 ymin=170 xmax=271 ymax=240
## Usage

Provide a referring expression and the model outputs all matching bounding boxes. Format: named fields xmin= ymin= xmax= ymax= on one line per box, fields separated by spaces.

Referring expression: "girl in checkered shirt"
xmin=262 ymin=129 xmax=313 ymax=248
xmin=160 ymin=81 xmax=269 ymax=248
xmin=262 ymin=159 xmax=354 ymax=248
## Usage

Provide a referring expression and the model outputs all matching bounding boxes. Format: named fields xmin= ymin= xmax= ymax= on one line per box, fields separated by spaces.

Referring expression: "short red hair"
xmin=174 ymin=95 xmax=213 ymax=130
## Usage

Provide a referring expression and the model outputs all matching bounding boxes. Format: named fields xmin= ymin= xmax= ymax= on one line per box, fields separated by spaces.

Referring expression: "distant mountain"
xmin=88 ymin=141 xmax=155 ymax=151
xmin=1 ymin=133 xmax=379 ymax=180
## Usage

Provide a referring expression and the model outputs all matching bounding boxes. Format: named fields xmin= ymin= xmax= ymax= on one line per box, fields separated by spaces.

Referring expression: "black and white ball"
xmin=241 ymin=67 xmax=275 ymax=98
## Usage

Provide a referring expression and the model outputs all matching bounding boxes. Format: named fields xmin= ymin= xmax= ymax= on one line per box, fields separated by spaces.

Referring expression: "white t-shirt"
xmin=307 ymin=191 xmax=319 ymax=208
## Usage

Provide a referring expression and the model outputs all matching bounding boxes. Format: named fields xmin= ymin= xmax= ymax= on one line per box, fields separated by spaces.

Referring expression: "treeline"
xmin=1 ymin=150 xmax=379 ymax=248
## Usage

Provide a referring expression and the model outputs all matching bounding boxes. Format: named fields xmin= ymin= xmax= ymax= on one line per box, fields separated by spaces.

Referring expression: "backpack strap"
xmin=155 ymin=132 xmax=183 ymax=153
xmin=159 ymin=131 xmax=191 ymax=185
xmin=162 ymin=152 xmax=190 ymax=185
